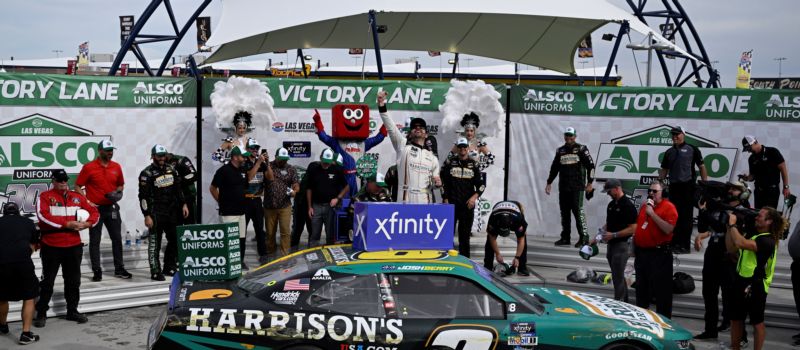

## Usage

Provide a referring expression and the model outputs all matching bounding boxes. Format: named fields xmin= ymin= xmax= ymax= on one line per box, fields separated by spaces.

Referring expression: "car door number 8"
xmin=508 ymin=303 xmax=516 ymax=313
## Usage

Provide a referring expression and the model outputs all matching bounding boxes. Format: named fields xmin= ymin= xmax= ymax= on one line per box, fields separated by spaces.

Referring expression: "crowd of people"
xmin=549 ymin=125 xmax=795 ymax=349
xmin=0 ymin=92 xmax=798 ymax=348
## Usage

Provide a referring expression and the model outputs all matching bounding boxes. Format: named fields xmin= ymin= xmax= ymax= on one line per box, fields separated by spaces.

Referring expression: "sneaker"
xmin=0 ymin=323 xmax=8 ymax=334
xmin=114 ymin=269 xmax=133 ymax=279
xmin=517 ymin=268 xmax=531 ymax=277
xmin=693 ymin=332 xmax=717 ymax=340
xmin=554 ymin=239 xmax=570 ymax=246
xmin=717 ymin=321 xmax=730 ymax=332
xmin=151 ymin=273 xmax=165 ymax=281
xmin=92 ymin=270 xmax=102 ymax=282
xmin=162 ymin=268 xmax=177 ymax=277
xmin=65 ymin=311 xmax=88 ymax=324
xmin=18 ymin=331 xmax=40 ymax=345
xmin=33 ymin=313 xmax=46 ymax=328
xmin=241 ymin=262 xmax=249 ymax=271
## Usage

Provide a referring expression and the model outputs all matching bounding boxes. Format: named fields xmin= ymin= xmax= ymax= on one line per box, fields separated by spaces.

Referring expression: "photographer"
xmin=725 ymin=206 xmax=785 ymax=350
xmin=693 ymin=181 xmax=751 ymax=342
xmin=0 ymin=202 xmax=40 ymax=344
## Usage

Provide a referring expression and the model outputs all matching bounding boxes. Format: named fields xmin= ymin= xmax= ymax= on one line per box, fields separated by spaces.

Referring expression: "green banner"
xmin=510 ymin=85 xmax=800 ymax=122
xmin=177 ymin=223 xmax=242 ymax=281
xmin=0 ymin=73 xmax=196 ymax=108
xmin=202 ymin=78 xmax=454 ymax=111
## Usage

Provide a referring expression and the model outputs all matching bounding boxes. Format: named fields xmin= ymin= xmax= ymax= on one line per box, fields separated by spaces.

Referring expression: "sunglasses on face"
xmin=647 ymin=189 xmax=661 ymax=193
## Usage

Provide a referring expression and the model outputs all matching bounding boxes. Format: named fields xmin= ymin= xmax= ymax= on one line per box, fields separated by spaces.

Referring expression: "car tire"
xmin=601 ymin=341 xmax=652 ymax=350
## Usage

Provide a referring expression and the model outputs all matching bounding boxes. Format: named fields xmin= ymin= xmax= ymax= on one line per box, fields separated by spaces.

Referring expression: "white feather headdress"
xmin=210 ymin=76 xmax=276 ymax=130
xmin=439 ymin=79 xmax=504 ymax=138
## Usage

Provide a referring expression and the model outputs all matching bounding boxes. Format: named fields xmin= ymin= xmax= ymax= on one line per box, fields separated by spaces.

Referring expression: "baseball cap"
xmin=409 ymin=117 xmax=427 ymax=130
xmin=670 ymin=126 xmax=686 ymax=135
xmin=455 ymin=137 xmax=469 ymax=148
xmin=602 ymin=179 xmax=622 ymax=193
xmin=564 ymin=127 xmax=576 ymax=136
xmin=376 ymin=172 xmax=387 ymax=187
xmin=230 ymin=146 xmax=250 ymax=158
xmin=320 ymin=148 xmax=335 ymax=164
xmin=335 ymin=153 xmax=344 ymax=166
xmin=741 ymin=135 xmax=757 ymax=152
xmin=98 ymin=139 xmax=115 ymax=151
xmin=151 ymin=144 xmax=167 ymax=156
xmin=275 ymin=147 xmax=290 ymax=161
xmin=51 ymin=169 xmax=70 ymax=182
xmin=246 ymin=138 xmax=260 ymax=150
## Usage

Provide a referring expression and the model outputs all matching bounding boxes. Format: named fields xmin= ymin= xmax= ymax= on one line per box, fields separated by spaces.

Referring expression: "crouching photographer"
xmin=693 ymin=181 xmax=754 ymax=342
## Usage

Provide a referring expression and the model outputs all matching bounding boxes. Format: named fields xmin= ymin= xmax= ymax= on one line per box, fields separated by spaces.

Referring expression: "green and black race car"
xmin=148 ymin=245 xmax=694 ymax=350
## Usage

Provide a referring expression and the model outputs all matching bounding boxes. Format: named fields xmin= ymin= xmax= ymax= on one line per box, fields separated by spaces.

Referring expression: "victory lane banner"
xmin=178 ymin=223 xmax=242 ymax=281
xmin=353 ymin=202 xmax=455 ymax=251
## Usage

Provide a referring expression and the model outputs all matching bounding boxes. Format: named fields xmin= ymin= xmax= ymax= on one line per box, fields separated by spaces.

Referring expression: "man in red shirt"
xmin=633 ymin=180 xmax=678 ymax=318
xmin=34 ymin=169 xmax=99 ymax=327
xmin=75 ymin=139 xmax=130 ymax=281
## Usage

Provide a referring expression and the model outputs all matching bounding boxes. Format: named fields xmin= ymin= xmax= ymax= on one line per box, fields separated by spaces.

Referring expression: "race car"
xmin=148 ymin=245 xmax=694 ymax=350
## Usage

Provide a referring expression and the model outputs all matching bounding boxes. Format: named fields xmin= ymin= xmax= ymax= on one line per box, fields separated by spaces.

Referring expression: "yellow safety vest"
xmin=737 ymin=232 xmax=778 ymax=293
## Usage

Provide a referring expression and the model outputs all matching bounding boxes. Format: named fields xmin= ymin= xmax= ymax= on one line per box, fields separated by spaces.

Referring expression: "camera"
xmin=695 ymin=180 xmax=757 ymax=234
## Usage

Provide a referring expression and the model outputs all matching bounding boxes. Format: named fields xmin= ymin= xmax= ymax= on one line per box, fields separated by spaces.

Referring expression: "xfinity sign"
xmin=353 ymin=203 xmax=454 ymax=251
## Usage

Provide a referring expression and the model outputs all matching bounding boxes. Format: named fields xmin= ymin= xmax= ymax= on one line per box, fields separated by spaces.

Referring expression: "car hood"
xmin=519 ymin=286 xmax=692 ymax=342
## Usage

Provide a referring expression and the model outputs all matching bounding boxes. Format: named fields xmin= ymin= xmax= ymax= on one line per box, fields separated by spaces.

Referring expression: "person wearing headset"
xmin=694 ymin=181 xmax=751 ymax=345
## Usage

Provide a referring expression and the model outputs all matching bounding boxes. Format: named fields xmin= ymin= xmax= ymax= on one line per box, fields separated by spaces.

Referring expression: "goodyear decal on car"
xmin=560 ymin=290 xmax=672 ymax=338
xmin=186 ymin=308 xmax=403 ymax=343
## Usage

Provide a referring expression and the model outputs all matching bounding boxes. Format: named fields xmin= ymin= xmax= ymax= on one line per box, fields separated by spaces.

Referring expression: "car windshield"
xmin=472 ymin=262 xmax=545 ymax=315
xmin=237 ymin=250 xmax=327 ymax=293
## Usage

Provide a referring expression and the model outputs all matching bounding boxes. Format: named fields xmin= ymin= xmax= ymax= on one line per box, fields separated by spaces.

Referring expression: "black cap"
xmin=51 ymin=169 xmax=69 ymax=182
xmin=602 ymin=179 xmax=622 ymax=192
xmin=2 ymin=201 xmax=20 ymax=216
xmin=409 ymin=117 xmax=427 ymax=130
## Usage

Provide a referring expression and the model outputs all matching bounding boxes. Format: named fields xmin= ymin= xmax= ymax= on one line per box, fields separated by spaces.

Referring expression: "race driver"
xmin=484 ymin=200 xmax=530 ymax=276
xmin=377 ymin=90 xmax=441 ymax=203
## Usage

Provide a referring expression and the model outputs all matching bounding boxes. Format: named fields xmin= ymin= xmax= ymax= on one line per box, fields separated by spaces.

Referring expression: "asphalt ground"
xmin=1 ymin=304 xmax=798 ymax=350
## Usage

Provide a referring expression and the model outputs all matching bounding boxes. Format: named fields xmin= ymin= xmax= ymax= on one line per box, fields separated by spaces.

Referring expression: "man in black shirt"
xmin=546 ymin=127 xmax=595 ymax=248
xmin=0 ymin=202 xmax=41 ymax=344
xmin=590 ymin=179 xmax=637 ymax=302
xmin=740 ymin=135 xmax=790 ymax=209
xmin=484 ymin=201 xmax=530 ymax=276
xmin=210 ymin=145 xmax=249 ymax=264
xmin=442 ymin=137 xmax=485 ymax=257
xmin=659 ymin=126 xmax=708 ymax=254
xmin=306 ymin=149 xmax=349 ymax=247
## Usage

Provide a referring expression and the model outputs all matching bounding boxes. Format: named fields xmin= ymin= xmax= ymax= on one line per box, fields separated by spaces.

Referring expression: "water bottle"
xmin=134 ymin=229 xmax=141 ymax=246
xmin=125 ymin=231 xmax=131 ymax=247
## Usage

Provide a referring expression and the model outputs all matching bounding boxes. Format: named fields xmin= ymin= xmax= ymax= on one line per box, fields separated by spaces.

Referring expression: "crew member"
xmin=242 ymin=139 xmax=269 ymax=266
xmin=484 ymin=201 xmax=530 ymax=276
xmin=590 ymin=179 xmax=637 ymax=302
xmin=138 ymin=145 xmax=188 ymax=281
xmin=740 ymin=135 xmax=790 ymax=209
xmin=546 ymin=127 xmax=595 ymax=247
xmin=353 ymin=173 xmax=391 ymax=203
xmin=442 ymin=137 xmax=485 ymax=257
xmin=633 ymin=180 xmax=678 ymax=318
xmin=0 ymin=202 xmax=41 ymax=344
xmin=726 ymin=207 xmax=785 ymax=350
xmin=35 ymin=169 xmax=99 ymax=327
xmin=291 ymin=161 xmax=319 ymax=251
xmin=658 ymin=126 xmax=708 ymax=254
xmin=378 ymin=91 xmax=441 ymax=203
xmin=210 ymin=146 xmax=249 ymax=268
xmin=264 ymin=148 xmax=299 ymax=260
xmin=789 ymin=218 xmax=800 ymax=346
xmin=165 ymin=152 xmax=198 ymax=225
xmin=75 ymin=139 xmax=131 ymax=281
xmin=306 ymin=149 xmax=349 ymax=246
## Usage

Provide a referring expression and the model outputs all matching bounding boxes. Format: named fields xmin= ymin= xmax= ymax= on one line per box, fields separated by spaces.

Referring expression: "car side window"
xmin=306 ymin=274 xmax=384 ymax=318
xmin=388 ymin=274 xmax=504 ymax=319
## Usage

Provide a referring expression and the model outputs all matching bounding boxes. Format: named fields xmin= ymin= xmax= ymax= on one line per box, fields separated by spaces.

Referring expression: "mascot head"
xmin=332 ymin=104 xmax=370 ymax=140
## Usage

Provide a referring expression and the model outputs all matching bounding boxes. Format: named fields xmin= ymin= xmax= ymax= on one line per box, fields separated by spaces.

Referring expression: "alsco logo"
xmin=522 ymin=89 xmax=574 ymax=113
xmin=764 ymin=94 xmax=800 ymax=119
xmin=131 ymin=82 xmax=185 ymax=105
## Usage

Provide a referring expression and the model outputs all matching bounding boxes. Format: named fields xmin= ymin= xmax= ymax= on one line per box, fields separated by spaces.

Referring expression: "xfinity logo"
xmin=373 ymin=212 xmax=447 ymax=240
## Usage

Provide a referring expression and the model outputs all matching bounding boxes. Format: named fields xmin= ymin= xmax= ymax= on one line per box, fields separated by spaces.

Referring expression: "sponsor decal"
xmin=270 ymin=291 xmax=301 ymax=305
xmin=131 ymin=81 xmax=185 ymax=105
xmin=523 ymin=88 xmax=575 ymax=112
xmin=339 ymin=345 xmax=398 ymax=350
xmin=380 ymin=265 xmax=454 ymax=271
xmin=186 ymin=308 xmax=403 ymax=343
xmin=508 ymin=334 xmax=538 ymax=346
xmin=283 ymin=141 xmax=311 ymax=158
xmin=605 ymin=331 xmax=653 ymax=343
xmin=328 ymin=247 xmax=349 ymax=264
xmin=271 ymin=64 xmax=312 ymax=78
xmin=554 ymin=307 xmax=579 ymax=314
xmin=353 ymin=203 xmax=454 ymax=251
xmin=560 ymin=290 xmax=672 ymax=338
xmin=272 ymin=122 xmax=285 ymax=132
xmin=277 ymin=84 xmax=433 ymax=105
xmin=764 ymin=94 xmax=800 ymax=119
xmin=283 ymin=121 xmax=317 ymax=133
xmin=188 ymin=289 xmax=233 ymax=301
xmin=177 ymin=287 xmax=188 ymax=302
xmin=266 ymin=280 xmax=277 ymax=287
xmin=177 ymin=223 xmax=241 ymax=280
xmin=306 ymin=252 xmax=319 ymax=262
xmin=312 ymin=268 xmax=331 ymax=281
xmin=353 ymin=250 xmax=446 ymax=260
xmin=511 ymin=322 xmax=535 ymax=334
xmin=283 ymin=278 xmax=311 ymax=291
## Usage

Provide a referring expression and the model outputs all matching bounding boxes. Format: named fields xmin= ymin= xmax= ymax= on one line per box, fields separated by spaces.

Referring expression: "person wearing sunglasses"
xmin=633 ymin=180 xmax=678 ymax=319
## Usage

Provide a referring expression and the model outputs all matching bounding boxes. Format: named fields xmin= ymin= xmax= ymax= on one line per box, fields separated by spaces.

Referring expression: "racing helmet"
xmin=578 ymin=243 xmax=599 ymax=260
xmin=492 ymin=262 xmax=516 ymax=276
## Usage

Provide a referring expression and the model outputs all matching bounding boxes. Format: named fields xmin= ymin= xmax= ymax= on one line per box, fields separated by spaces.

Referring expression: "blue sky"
xmin=1 ymin=0 xmax=797 ymax=87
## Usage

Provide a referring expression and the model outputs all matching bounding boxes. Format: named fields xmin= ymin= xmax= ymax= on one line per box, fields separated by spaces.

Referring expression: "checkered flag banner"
xmin=736 ymin=50 xmax=753 ymax=89
xmin=739 ymin=50 xmax=753 ymax=73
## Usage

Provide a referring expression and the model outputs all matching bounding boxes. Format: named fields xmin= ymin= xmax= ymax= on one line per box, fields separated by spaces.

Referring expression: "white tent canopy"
xmin=205 ymin=0 xmax=694 ymax=74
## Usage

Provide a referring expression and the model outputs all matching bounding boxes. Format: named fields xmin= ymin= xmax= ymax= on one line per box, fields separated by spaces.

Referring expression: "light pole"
xmin=626 ymin=32 xmax=672 ymax=87
xmin=579 ymin=60 xmax=589 ymax=70
xmin=52 ymin=50 xmax=63 ymax=58
xmin=774 ymin=57 xmax=787 ymax=78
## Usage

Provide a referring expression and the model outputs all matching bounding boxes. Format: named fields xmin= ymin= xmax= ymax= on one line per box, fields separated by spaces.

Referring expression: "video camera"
xmin=694 ymin=180 xmax=758 ymax=234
